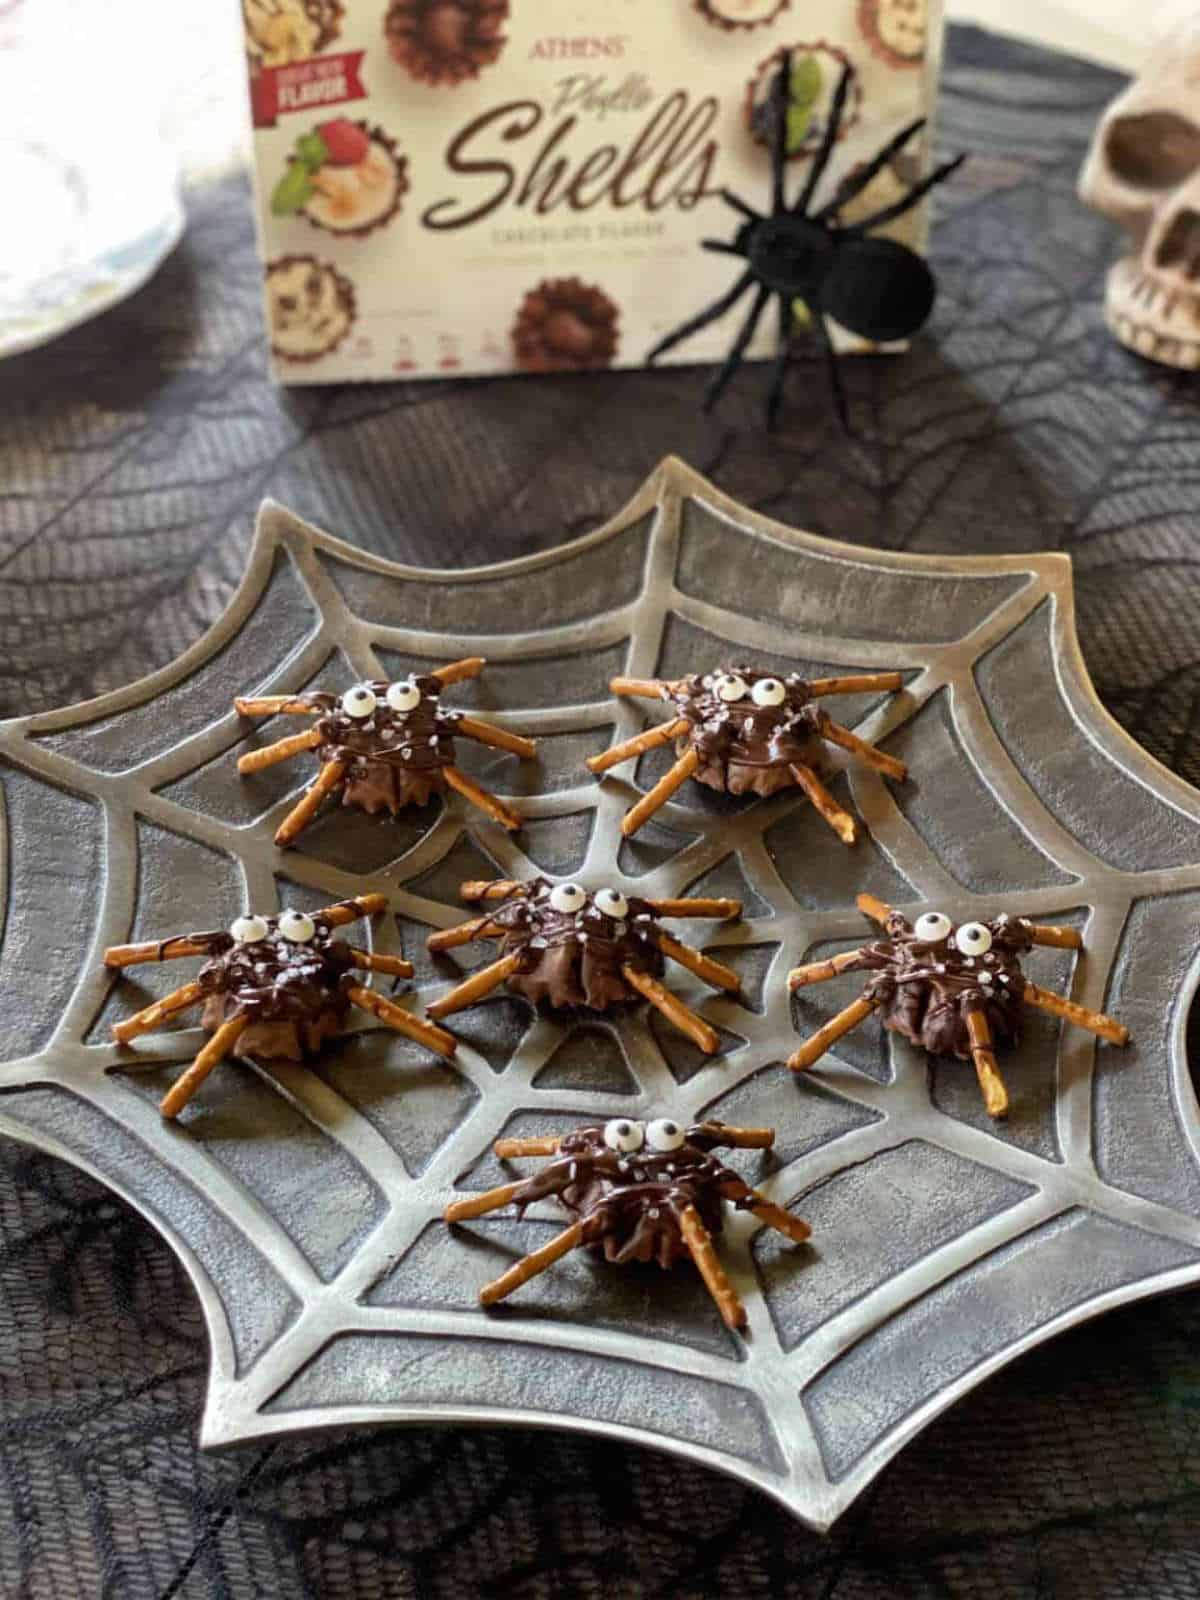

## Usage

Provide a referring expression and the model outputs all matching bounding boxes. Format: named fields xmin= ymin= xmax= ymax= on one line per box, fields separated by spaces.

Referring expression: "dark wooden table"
xmin=3 ymin=24 xmax=1200 ymax=1599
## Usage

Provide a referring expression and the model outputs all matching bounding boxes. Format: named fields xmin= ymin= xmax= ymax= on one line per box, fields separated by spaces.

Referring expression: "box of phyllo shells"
xmin=242 ymin=0 xmax=944 ymax=383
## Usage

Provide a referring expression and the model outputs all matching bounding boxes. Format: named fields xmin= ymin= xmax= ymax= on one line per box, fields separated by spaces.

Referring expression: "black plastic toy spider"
xmin=646 ymin=53 xmax=964 ymax=430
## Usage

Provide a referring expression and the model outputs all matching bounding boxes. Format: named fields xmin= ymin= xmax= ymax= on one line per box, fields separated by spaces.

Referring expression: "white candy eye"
xmin=386 ymin=680 xmax=421 ymax=713
xmin=914 ymin=912 xmax=952 ymax=943
xmin=955 ymin=921 xmax=993 ymax=957
xmin=278 ymin=910 xmax=316 ymax=943
xmin=750 ymin=677 xmax=786 ymax=707
xmin=340 ymin=684 xmax=377 ymax=718
xmin=230 ymin=914 xmax=269 ymax=944
xmin=603 ymin=1118 xmax=644 ymax=1153
xmin=645 ymin=1118 xmax=686 ymax=1152
xmin=549 ymin=883 xmax=587 ymax=914
xmin=715 ymin=673 xmax=748 ymax=703
xmin=594 ymin=888 xmax=629 ymax=920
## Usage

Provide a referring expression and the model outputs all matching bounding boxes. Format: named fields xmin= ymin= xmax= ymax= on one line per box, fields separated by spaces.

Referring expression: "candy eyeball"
xmin=278 ymin=910 xmax=317 ymax=943
xmin=913 ymin=911 xmax=952 ymax=943
xmin=955 ymin=921 xmax=993 ymax=957
xmin=341 ymin=684 xmax=377 ymax=719
xmin=230 ymin=914 xmax=269 ymax=944
xmin=645 ymin=1117 xmax=686 ymax=1152
xmin=750 ymin=677 xmax=786 ymax=708
xmin=594 ymin=888 xmax=629 ymax=920
xmin=603 ymin=1118 xmax=645 ymax=1153
xmin=386 ymin=680 xmax=421 ymax=713
xmin=548 ymin=883 xmax=587 ymax=914
xmin=715 ymin=672 xmax=748 ymax=703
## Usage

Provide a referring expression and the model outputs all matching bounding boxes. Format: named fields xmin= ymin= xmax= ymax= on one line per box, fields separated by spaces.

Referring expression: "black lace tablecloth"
xmin=4 ymin=24 xmax=1200 ymax=1599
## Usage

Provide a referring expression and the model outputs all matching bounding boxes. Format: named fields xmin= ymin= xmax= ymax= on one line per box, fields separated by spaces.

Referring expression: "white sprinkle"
xmin=578 ymin=933 xmax=589 ymax=944
xmin=401 ymin=747 xmax=412 ymax=759
xmin=569 ymin=1162 xmax=578 ymax=1181
xmin=530 ymin=936 xmax=546 ymax=949
xmin=614 ymin=922 xmax=627 ymax=937
xmin=648 ymin=1207 xmax=660 ymax=1219
xmin=996 ymin=913 xmax=1010 ymax=924
xmin=998 ymin=974 xmax=1009 ymax=985
xmin=936 ymin=964 xmax=947 ymax=975
xmin=964 ymin=956 xmax=975 ymax=968
xmin=635 ymin=914 xmax=652 ymax=923
xmin=618 ymin=1159 xmax=629 ymax=1174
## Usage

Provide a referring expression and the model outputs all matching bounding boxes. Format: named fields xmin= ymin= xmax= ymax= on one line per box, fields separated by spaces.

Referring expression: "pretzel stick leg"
xmin=103 ymin=937 xmax=212 ymax=968
xmin=237 ymin=728 xmax=322 ymax=774
xmin=478 ymin=1220 xmax=585 ymax=1307
xmin=234 ymin=696 xmax=318 ymax=716
xmin=622 ymin=749 xmax=701 ymax=838
xmin=788 ymin=995 xmax=879 ymax=1071
xmin=965 ymin=1007 xmax=1009 ymax=1119
xmin=819 ymin=718 xmax=908 ymax=783
xmin=274 ymin=759 xmax=346 ymax=848
xmin=427 ymin=952 xmax=524 ymax=1020
xmin=703 ymin=1125 xmax=775 ymax=1149
xmin=1023 ymin=983 xmax=1129 ymax=1046
xmin=586 ymin=719 xmax=689 ymax=775
xmin=806 ymin=673 xmax=903 ymax=697
xmin=621 ymin=965 xmax=720 ymax=1054
xmin=460 ymin=880 xmax=523 ymax=902
xmin=456 ymin=716 xmax=538 ymax=760
xmin=317 ymin=893 xmax=388 ymax=927
xmin=347 ymin=985 xmax=457 ymax=1057
xmin=678 ymin=1204 xmax=746 ymax=1330
xmin=444 ymin=1181 xmax=528 ymax=1222
xmin=112 ymin=982 xmax=205 ymax=1044
xmin=443 ymin=765 xmax=522 ymax=832
xmin=789 ymin=763 xmax=859 ymax=845
xmin=610 ymin=677 xmax=671 ymax=700
xmin=1025 ymin=923 xmax=1083 ymax=950
xmin=433 ymin=657 xmax=485 ymax=685
xmin=495 ymin=1136 xmax=561 ymax=1158
xmin=856 ymin=894 xmax=893 ymax=927
xmin=159 ymin=1015 xmax=249 ymax=1119
xmin=656 ymin=931 xmax=741 ymax=993
xmin=427 ymin=916 xmax=506 ymax=952
xmin=644 ymin=898 xmax=741 ymax=920
xmin=788 ymin=949 xmax=867 ymax=989
xmin=720 ymin=1181 xmax=812 ymax=1244
xmin=348 ymin=949 xmax=414 ymax=979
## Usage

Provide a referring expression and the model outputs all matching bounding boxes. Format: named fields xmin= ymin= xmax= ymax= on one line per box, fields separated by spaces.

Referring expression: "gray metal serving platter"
xmin=4 ymin=455 xmax=1200 ymax=1532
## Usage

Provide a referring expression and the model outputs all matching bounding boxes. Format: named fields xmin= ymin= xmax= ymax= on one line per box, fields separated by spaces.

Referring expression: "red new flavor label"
xmin=250 ymin=50 xmax=367 ymax=129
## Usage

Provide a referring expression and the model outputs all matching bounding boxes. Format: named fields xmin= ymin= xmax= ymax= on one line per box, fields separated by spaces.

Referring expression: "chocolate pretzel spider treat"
xmin=588 ymin=665 xmax=907 ymax=840
xmin=234 ymin=657 xmax=537 ymax=847
xmin=788 ymin=893 xmax=1130 ymax=1118
xmin=426 ymin=879 xmax=743 ymax=1054
xmin=444 ymin=1119 xmax=811 ymax=1330
xmin=102 ymin=894 xmax=455 ymax=1119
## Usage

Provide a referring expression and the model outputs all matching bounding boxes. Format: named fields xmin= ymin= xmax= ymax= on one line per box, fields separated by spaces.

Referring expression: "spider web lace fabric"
xmin=4 ymin=24 xmax=1200 ymax=1600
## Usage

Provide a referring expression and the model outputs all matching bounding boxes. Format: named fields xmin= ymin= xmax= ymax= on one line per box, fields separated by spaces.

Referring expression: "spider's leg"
xmin=720 ymin=189 xmax=761 ymax=222
xmin=1024 ymin=923 xmax=1084 ymax=951
xmin=656 ymin=931 xmax=741 ymax=994
xmin=274 ymin=758 xmax=346 ymax=848
xmin=1022 ymin=984 xmax=1130 ymax=1046
xmin=346 ymin=949 xmax=414 ymax=979
xmin=495 ymin=1136 xmax=561 ymax=1158
xmin=807 ymin=672 xmax=903 ymax=697
xmin=477 ymin=1221 xmax=587 ymax=1307
xmin=769 ymin=47 xmax=790 ymax=212
xmin=789 ymin=761 xmax=859 ymax=845
xmin=702 ymin=240 xmax=747 ymax=259
xmin=621 ymin=964 xmax=720 ymax=1054
xmin=719 ymin=1178 xmax=813 ymax=1245
xmin=443 ymin=765 xmax=522 ymax=832
xmin=312 ymin=894 xmax=387 ymax=927
xmin=609 ymin=676 xmax=672 ymax=700
xmin=696 ymin=1124 xmax=774 ymax=1149
xmin=812 ymin=116 xmax=926 ymax=222
xmin=238 ymin=728 xmax=323 ymax=774
xmin=234 ymin=696 xmax=319 ymax=716
xmin=460 ymin=880 xmax=525 ymax=902
xmin=586 ymin=717 xmax=689 ymax=776
xmin=788 ymin=949 xmax=869 ymax=989
xmin=965 ymin=1006 xmax=1009 ymax=1119
xmin=445 ymin=1179 xmax=539 ymax=1222
xmin=794 ymin=61 xmax=854 ymax=217
xmin=703 ymin=285 xmax=771 ymax=414
xmin=621 ymin=748 xmax=700 ymax=838
xmin=427 ymin=952 xmax=524 ymax=1020
xmin=426 ymin=914 xmax=506 ymax=952
xmin=856 ymin=893 xmax=894 ymax=927
xmin=455 ymin=717 xmax=537 ymax=760
xmin=818 ymin=713 xmax=908 ymax=782
xmin=103 ymin=935 xmax=215 ymax=967
xmin=643 ymin=897 xmax=741 ymax=919
xmin=841 ymin=153 xmax=966 ymax=236
xmin=788 ymin=994 xmax=879 ymax=1071
xmin=112 ymin=981 xmax=205 ymax=1044
xmin=765 ymin=293 xmax=793 ymax=431
xmin=678 ymin=1204 xmax=746 ymax=1330
xmin=433 ymin=656 xmax=485 ymax=685
xmin=811 ymin=310 xmax=851 ymax=434
xmin=159 ymin=1014 xmax=249 ymax=1119
xmin=348 ymin=985 xmax=457 ymax=1057
xmin=646 ymin=270 xmax=755 ymax=364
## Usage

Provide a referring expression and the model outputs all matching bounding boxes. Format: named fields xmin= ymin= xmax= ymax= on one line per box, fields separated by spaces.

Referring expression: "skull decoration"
xmin=1078 ymin=9 xmax=1200 ymax=368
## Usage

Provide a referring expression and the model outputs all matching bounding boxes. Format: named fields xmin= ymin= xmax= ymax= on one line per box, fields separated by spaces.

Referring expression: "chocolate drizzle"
xmin=664 ymin=665 xmax=828 ymax=796
xmin=855 ymin=912 xmax=1034 ymax=1060
xmin=510 ymin=1123 xmax=752 ymax=1268
xmin=306 ymin=675 xmax=457 ymax=812
xmin=196 ymin=914 xmax=355 ymax=1060
xmin=484 ymin=880 xmax=666 ymax=1010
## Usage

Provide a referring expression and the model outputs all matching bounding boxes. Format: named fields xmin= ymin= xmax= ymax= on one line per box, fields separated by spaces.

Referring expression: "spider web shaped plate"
xmin=3 ymin=456 xmax=1200 ymax=1534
